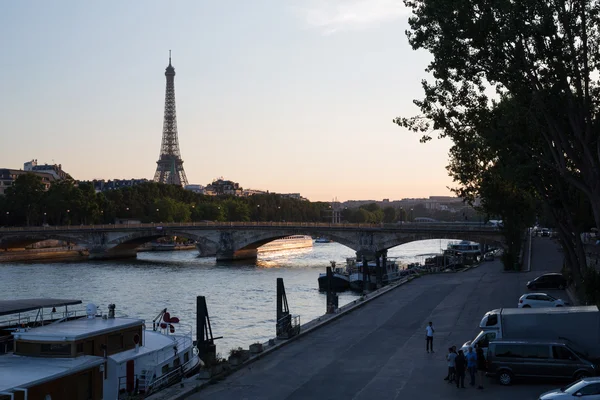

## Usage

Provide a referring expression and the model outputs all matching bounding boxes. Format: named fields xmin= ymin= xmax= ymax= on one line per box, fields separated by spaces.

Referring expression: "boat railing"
xmin=145 ymin=356 xmax=197 ymax=396
xmin=150 ymin=322 xmax=194 ymax=366
xmin=0 ymin=316 xmax=31 ymax=330
xmin=117 ymin=374 xmax=138 ymax=398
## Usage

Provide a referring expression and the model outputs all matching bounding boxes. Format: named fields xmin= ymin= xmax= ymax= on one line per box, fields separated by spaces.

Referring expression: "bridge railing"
xmin=0 ymin=221 xmax=501 ymax=233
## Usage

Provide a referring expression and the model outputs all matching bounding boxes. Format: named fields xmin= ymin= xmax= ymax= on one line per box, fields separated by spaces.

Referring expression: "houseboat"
xmin=347 ymin=257 xmax=401 ymax=292
xmin=0 ymin=299 xmax=200 ymax=400
xmin=318 ymin=261 xmax=351 ymax=292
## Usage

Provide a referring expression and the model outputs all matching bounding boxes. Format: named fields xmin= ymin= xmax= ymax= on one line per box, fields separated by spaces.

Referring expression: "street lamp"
xmin=43 ymin=212 xmax=47 ymax=226
xmin=256 ymin=204 xmax=260 ymax=223
xmin=410 ymin=208 xmax=414 ymax=222
xmin=67 ymin=209 xmax=70 ymax=226
xmin=400 ymin=207 xmax=403 ymax=223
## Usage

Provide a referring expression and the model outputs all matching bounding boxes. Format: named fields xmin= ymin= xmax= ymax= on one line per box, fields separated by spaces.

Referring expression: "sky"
xmin=0 ymin=0 xmax=455 ymax=202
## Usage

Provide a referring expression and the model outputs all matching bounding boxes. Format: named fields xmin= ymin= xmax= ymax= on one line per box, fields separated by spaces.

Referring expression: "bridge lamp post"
xmin=5 ymin=211 xmax=8 ymax=226
xmin=277 ymin=206 xmax=281 ymax=222
xmin=156 ymin=208 xmax=160 ymax=222
xmin=410 ymin=208 xmax=414 ymax=222
xmin=66 ymin=209 xmax=70 ymax=226
xmin=43 ymin=212 xmax=47 ymax=226
xmin=256 ymin=204 xmax=260 ymax=223
xmin=400 ymin=207 xmax=403 ymax=224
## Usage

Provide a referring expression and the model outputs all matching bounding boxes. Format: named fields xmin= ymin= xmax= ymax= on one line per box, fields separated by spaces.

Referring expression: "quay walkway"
xmin=165 ymin=237 xmax=566 ymax=400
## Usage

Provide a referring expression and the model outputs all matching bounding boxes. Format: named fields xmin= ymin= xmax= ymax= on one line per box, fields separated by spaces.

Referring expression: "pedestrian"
xmin=445 ymin=347 xmax=457 ymax=383
xmin=425 ymin=321 xmax=435 ymax=353
xmin=454 ymin=349 xmax=466 ymax=388
xmin=476 ymin=345 xmax=487 ymax=389
xmin=465 ymin=346 xmax=478 ymax=386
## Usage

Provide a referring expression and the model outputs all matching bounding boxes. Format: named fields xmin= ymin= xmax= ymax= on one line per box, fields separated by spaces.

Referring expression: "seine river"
xmin=2 ymin=239 xmax=455 ymax=356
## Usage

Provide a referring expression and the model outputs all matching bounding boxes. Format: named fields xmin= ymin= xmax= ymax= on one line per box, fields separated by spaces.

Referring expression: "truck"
xmin=462 ymin=306 xmax=600 ymax=360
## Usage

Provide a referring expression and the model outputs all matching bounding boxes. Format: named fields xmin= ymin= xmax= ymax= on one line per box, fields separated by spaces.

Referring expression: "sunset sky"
xmin=1 ymin=0 xmax=455 ymax=201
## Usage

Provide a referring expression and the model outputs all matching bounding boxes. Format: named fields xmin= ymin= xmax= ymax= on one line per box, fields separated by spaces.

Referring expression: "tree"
xmin=4 ymin=174 xmax=45 ymax=226
xmin=399 ymin=0 xmax=600 ymax=231
xmin=383 ymin=206 xmax=397 ymax=223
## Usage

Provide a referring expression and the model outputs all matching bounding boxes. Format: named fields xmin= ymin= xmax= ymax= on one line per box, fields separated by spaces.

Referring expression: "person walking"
xmin=465 ymin=346 xmax=478 ymax=386
xmin=425 ymin=321 xmax=435 ymax=353
xmin=454 ymin=350 xmax=466 ymax=388
xmin=476 ymin=345 xmax=487 ymax=389
xmin=445 ymin=347 xmax=457 ymax=383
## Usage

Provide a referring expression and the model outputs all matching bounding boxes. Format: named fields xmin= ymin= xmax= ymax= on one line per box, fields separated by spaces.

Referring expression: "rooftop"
xmin=14 ymin=316 xmax=144 ymax=341
xmin=0 ymin=354 xmax=104 ymax=392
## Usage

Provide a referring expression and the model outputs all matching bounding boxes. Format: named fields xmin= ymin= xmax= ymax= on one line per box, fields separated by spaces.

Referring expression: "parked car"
xmin=518 ymin=293 xmax=567 ymax=308
xmin=539 ymin=377 xmax=600 ymax=399
xmin=487 ymin=339 xmax=597 ymax=386
xmin=484 ymin=252 xmax=495 ymax=261
xmin=527 ymin=273 xmax=567 ymax=290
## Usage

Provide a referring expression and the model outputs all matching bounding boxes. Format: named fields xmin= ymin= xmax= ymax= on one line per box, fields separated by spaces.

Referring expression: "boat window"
xmin=41 ymin=343 xmax=72 ymax=356
xmin=174 ymin=357 xmax=181 ymax=367
xmin=184 ymin=352 xmax=190 ymax=363
xmin=76 ymin=342 xmax=84 ymax=354
xmin=162 ymin=364 xmax=169 ymax=374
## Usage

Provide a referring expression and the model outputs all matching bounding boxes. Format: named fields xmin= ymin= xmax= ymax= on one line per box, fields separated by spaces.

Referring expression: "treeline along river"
xmin=1 ymin=239 xmax=455 ymax=355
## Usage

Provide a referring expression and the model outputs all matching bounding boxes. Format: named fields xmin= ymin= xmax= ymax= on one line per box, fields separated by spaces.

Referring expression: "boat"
xmin=258 ymin=235 xmax=313 ymax=253
xmin=314 ymin=237 xmax=333 ymax=243
xmin=444 ymin=240 xmax=482 ymax=265
xmin=347 ymin=257 xmax=401 ymax=292
xmin=0 ymin=299 xmax=201 ymax=399
xmin=318 ymin=261 xmax=351 ymax=292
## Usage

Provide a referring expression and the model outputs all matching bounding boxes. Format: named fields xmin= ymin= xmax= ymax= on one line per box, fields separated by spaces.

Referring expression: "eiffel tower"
xmin=153 ymin=51 xmax=188 ymax=186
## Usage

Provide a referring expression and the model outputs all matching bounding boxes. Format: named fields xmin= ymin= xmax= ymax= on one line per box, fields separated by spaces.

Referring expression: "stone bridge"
xmin=0 ymin=222 xmax=505 ymax=261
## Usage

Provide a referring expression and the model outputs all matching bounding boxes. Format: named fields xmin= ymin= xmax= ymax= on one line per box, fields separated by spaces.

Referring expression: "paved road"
xmin=188 ymin=236 xmax=567 ymax=400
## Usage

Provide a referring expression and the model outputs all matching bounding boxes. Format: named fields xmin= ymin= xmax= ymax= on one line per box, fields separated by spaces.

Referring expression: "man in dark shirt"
xmin=454 ymin=349 xmax=467 ymax=388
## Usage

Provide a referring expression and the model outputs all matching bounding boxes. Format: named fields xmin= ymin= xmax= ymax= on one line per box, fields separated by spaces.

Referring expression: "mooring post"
xmin=276 ymin=278 xmax=292 ymax=338
xmin=326 ymin=266 xmax=338 ymax=313
xmin=362 ymin=256 xmax=370 ymax=291
xmin=196 ymin=296 xmax=217 ymax=364
xmin=375 ymin=253 xmax=382 ymax=288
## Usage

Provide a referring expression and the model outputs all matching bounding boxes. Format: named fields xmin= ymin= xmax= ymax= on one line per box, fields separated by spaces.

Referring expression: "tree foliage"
xmin=396 ymin=0 xmax=600 ymax=278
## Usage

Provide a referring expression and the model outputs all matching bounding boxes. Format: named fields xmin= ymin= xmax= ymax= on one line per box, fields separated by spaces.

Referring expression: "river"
xmin=1 ymin=239 xmax=455 ymax=356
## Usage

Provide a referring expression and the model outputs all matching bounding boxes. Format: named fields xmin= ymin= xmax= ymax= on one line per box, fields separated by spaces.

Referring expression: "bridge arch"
xmin=232 ymin=229 xmax=359 ymax=253
xmin=378 ymin=233 xmax=505 ymax=253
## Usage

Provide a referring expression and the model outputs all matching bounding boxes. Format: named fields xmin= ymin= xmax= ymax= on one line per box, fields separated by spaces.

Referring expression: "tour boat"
xmin=0 ymin=299 xmax=201 ymax=399
xmin=314 ymin=237 xmax=333 ymax=243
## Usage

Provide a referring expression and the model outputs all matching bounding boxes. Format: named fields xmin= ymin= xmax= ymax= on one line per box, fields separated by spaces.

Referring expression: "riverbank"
xmin=0 ymin=247 xmax=88 ymax=262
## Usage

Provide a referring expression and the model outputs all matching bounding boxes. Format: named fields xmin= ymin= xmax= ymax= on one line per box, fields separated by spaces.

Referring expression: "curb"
xmin=151 ymin=275 xmax=419 ymax=400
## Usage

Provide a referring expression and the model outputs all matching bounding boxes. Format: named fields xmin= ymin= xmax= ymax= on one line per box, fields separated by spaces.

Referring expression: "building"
xmin=0 ymin=169 xmax=56 ymax=195
xmin=24 ymin=159 xmax=70 ymax=180
xmin=205 ymin=178 xmax=244 ymax=196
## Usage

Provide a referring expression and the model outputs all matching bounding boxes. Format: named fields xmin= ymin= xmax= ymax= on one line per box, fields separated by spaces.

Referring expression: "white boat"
xmin=0 ymin=299 xmax=201 ymax=399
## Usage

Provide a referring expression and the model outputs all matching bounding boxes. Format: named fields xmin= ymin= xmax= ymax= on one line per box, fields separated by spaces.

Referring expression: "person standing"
xmin=425 ymin=321 xmax=435 ymax=353
xmin=454 ymin=350 xmax=466 ymax=388
xmin=465 ymin=346 xmax=478 ymax=386
xmin=445 ymin=347 xmax=457 ymax=383
xmin=476 ymin=345 xmax=487 ymax=389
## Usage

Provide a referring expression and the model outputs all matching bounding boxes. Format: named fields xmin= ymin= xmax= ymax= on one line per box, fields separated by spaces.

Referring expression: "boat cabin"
xmin=0 ymin=299 xmax=144 ymax=400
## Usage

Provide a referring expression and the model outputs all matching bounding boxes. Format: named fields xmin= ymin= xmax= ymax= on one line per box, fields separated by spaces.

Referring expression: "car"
xmin=539 ymin=377 xmax=600 ymax=399
xmin=541 ymin=228 xmax=551 ymax=237
xmin=484 ymin=252 xmax=495 ymax=261
xmin=527 ymin=273 xmax=567 ymax=290
xmin=518 ymin=293 xmax=567 ymax=308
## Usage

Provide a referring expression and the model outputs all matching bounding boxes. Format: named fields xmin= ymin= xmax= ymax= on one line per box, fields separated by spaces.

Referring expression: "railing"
xmin=145 ymin=355 xmax=198 ymax=396
xmin=117 ymin=374 xmax=138 ymax=398
xmin=150 ymin=323 xmax=194 ymax=366
xmin=0 ymin=221 xmax=502 ymax=233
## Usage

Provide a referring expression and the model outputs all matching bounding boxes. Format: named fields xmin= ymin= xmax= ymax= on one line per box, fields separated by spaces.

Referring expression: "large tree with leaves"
xmin=397 ymin=0 xmax=600 ymax=231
